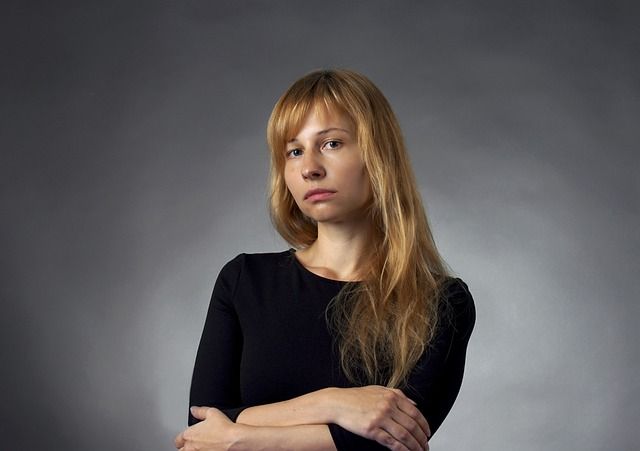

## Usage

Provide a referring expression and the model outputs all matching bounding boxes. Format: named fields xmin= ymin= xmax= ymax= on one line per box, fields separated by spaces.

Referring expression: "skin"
xmin=174 ymin=105 xmax=431 ymax=451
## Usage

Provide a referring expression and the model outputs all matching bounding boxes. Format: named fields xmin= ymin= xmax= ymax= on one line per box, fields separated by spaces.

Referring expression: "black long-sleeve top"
xmin=188 ymin=250 xmax=475 ymax=450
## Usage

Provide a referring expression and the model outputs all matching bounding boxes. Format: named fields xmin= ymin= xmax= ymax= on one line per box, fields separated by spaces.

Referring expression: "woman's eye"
xmin=286 ymin=148 xmax=302 ymax=158
xmin=323 ymin=140 xmax=341 ymax=150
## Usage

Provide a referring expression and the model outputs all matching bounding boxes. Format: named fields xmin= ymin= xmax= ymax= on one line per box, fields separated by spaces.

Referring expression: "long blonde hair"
xmin=267 ymin=69 xmax=451 ymax=388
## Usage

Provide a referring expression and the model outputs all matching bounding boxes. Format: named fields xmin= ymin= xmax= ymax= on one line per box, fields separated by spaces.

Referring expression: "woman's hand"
xmin=174 ymin=407 xmax=242 ymax=451
xmin=327 ymin=386 xmax=431 ymax=451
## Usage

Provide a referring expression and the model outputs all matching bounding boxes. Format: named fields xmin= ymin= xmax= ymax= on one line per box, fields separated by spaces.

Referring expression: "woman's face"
xmin=284 ymin=105 xmax=371 ymax=225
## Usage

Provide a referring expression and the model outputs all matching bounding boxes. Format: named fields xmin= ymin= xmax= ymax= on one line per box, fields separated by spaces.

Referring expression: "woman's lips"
xmin=304 ymin=189 xmax=336 ymax=201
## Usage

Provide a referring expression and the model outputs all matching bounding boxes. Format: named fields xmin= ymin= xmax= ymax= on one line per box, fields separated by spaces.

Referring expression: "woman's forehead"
xmin=285 ymin=102 xmax=354 ymax=140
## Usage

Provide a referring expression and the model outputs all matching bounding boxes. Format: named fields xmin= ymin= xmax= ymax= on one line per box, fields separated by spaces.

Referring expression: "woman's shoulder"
xmin=438 ymin=276 xmax=476 ymax=340
xmin=226 ymin=249 xmax=292 ymax=265
xmin=218 ymin=249 xmax=294 ymax=278
xmin=440 ymin=277 xmax=473 ymax=305
xmin=212 ymin=250 xmax=294 ymax=299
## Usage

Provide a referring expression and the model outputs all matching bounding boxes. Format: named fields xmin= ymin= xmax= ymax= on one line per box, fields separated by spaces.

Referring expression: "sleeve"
xmin=414 ymin=277 xmax=476 ymax=434
xmin=188 ymin=254 xmax=247 ymax=426
xmin=327 ymin=277 xmax=476 ymax=450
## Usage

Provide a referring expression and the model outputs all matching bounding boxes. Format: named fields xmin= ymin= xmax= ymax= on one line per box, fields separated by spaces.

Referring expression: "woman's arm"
xmin=190 ymin=372 xmax=430 ymax=450
xmin=176 ymin=407 xmax=337 ymax=451
xmin=177 ymin=404 xmax=430 ymax=451
xmin=189 ymin=256 xmax=246 ymax=425
xmin=406 ymin=278 xmax=476 ymax=435
xmin=236 ymin=386 xmax=430 ymax=449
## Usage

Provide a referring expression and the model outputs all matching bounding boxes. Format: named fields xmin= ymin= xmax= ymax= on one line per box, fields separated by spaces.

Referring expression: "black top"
xmin=188 ymin=250 xmax=476 ymax=450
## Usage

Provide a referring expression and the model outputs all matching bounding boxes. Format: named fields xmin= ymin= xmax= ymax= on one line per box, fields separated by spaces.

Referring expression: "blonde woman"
xmin=175 ymin=69 xmax=475 ymax=451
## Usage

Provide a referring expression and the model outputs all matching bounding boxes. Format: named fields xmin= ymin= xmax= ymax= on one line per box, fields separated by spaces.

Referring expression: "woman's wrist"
xmin=318 ymin=387 xmax=342 ymax=425
xmin=228 ymin=423 xmax=252 ymax=451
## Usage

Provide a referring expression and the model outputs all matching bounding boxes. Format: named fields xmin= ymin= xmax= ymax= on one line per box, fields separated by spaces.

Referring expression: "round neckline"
xmin=288 ymin=248 xmax=360 ymax=284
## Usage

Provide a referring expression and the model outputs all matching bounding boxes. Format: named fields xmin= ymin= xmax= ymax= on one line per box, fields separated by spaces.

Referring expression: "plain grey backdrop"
xmin=2 ymin=1 xmax=638 ymax=450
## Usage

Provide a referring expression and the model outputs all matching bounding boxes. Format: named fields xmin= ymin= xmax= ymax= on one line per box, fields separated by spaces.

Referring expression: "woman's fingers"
xmin=390 ymin=389 xmax=431 ymax=438
xmin=174 ymin=431 xmax=185 ymax=449
xmin=388 ymin=412 xmax=428 ymax=449
xmin=395 ymin=398 xmax=431 ymax=439
xmin=373 ymin=428 xmax=411 ymax=451
xmin=380 ymin=389 xmax=429 ymax=450
xmin=382 ymin=420 xmax=425 ymax=451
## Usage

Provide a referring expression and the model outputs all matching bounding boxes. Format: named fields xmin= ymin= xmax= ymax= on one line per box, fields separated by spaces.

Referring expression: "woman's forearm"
xmin=235 ymin=387 xmax=336 ymax=427
xmin=177 ymin=407 xmax=337 ymax=451
xmin=232 ymin=386 xmax=431 ymax=450
xmin=233 ymin=423 xmax=336 ymax=451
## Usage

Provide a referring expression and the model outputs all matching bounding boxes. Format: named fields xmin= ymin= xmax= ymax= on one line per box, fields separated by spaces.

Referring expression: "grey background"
xmin=2 ymin=1 xmax=638 ymax=450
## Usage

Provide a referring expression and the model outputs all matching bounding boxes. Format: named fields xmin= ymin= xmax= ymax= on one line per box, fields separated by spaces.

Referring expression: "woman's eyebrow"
xmin=316 ymin=127 xmax=350 ymax=136
xmin=287 ymin=127 xmax=350 ymax=143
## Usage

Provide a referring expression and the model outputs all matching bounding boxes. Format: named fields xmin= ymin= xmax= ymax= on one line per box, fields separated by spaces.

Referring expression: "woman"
xmin=175 ymin=69 xmax=475 ymax=451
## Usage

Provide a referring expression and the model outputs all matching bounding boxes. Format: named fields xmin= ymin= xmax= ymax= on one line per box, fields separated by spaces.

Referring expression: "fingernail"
xmin=190 ymin=406 xmax=197 ymax=415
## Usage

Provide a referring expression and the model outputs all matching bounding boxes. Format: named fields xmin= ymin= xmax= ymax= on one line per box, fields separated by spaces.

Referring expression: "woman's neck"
xmin=296 ymin=222 xmax=373 ymax=282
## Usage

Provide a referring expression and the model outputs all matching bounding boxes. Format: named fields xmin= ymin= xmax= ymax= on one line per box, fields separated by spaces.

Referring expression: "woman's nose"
xmin=301 ymin=155 xmax=326 ymax=180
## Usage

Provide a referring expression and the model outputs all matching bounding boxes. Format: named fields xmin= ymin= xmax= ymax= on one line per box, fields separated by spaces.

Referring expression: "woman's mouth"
xmin=304 ymin=189 xmax=337 ymax=201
